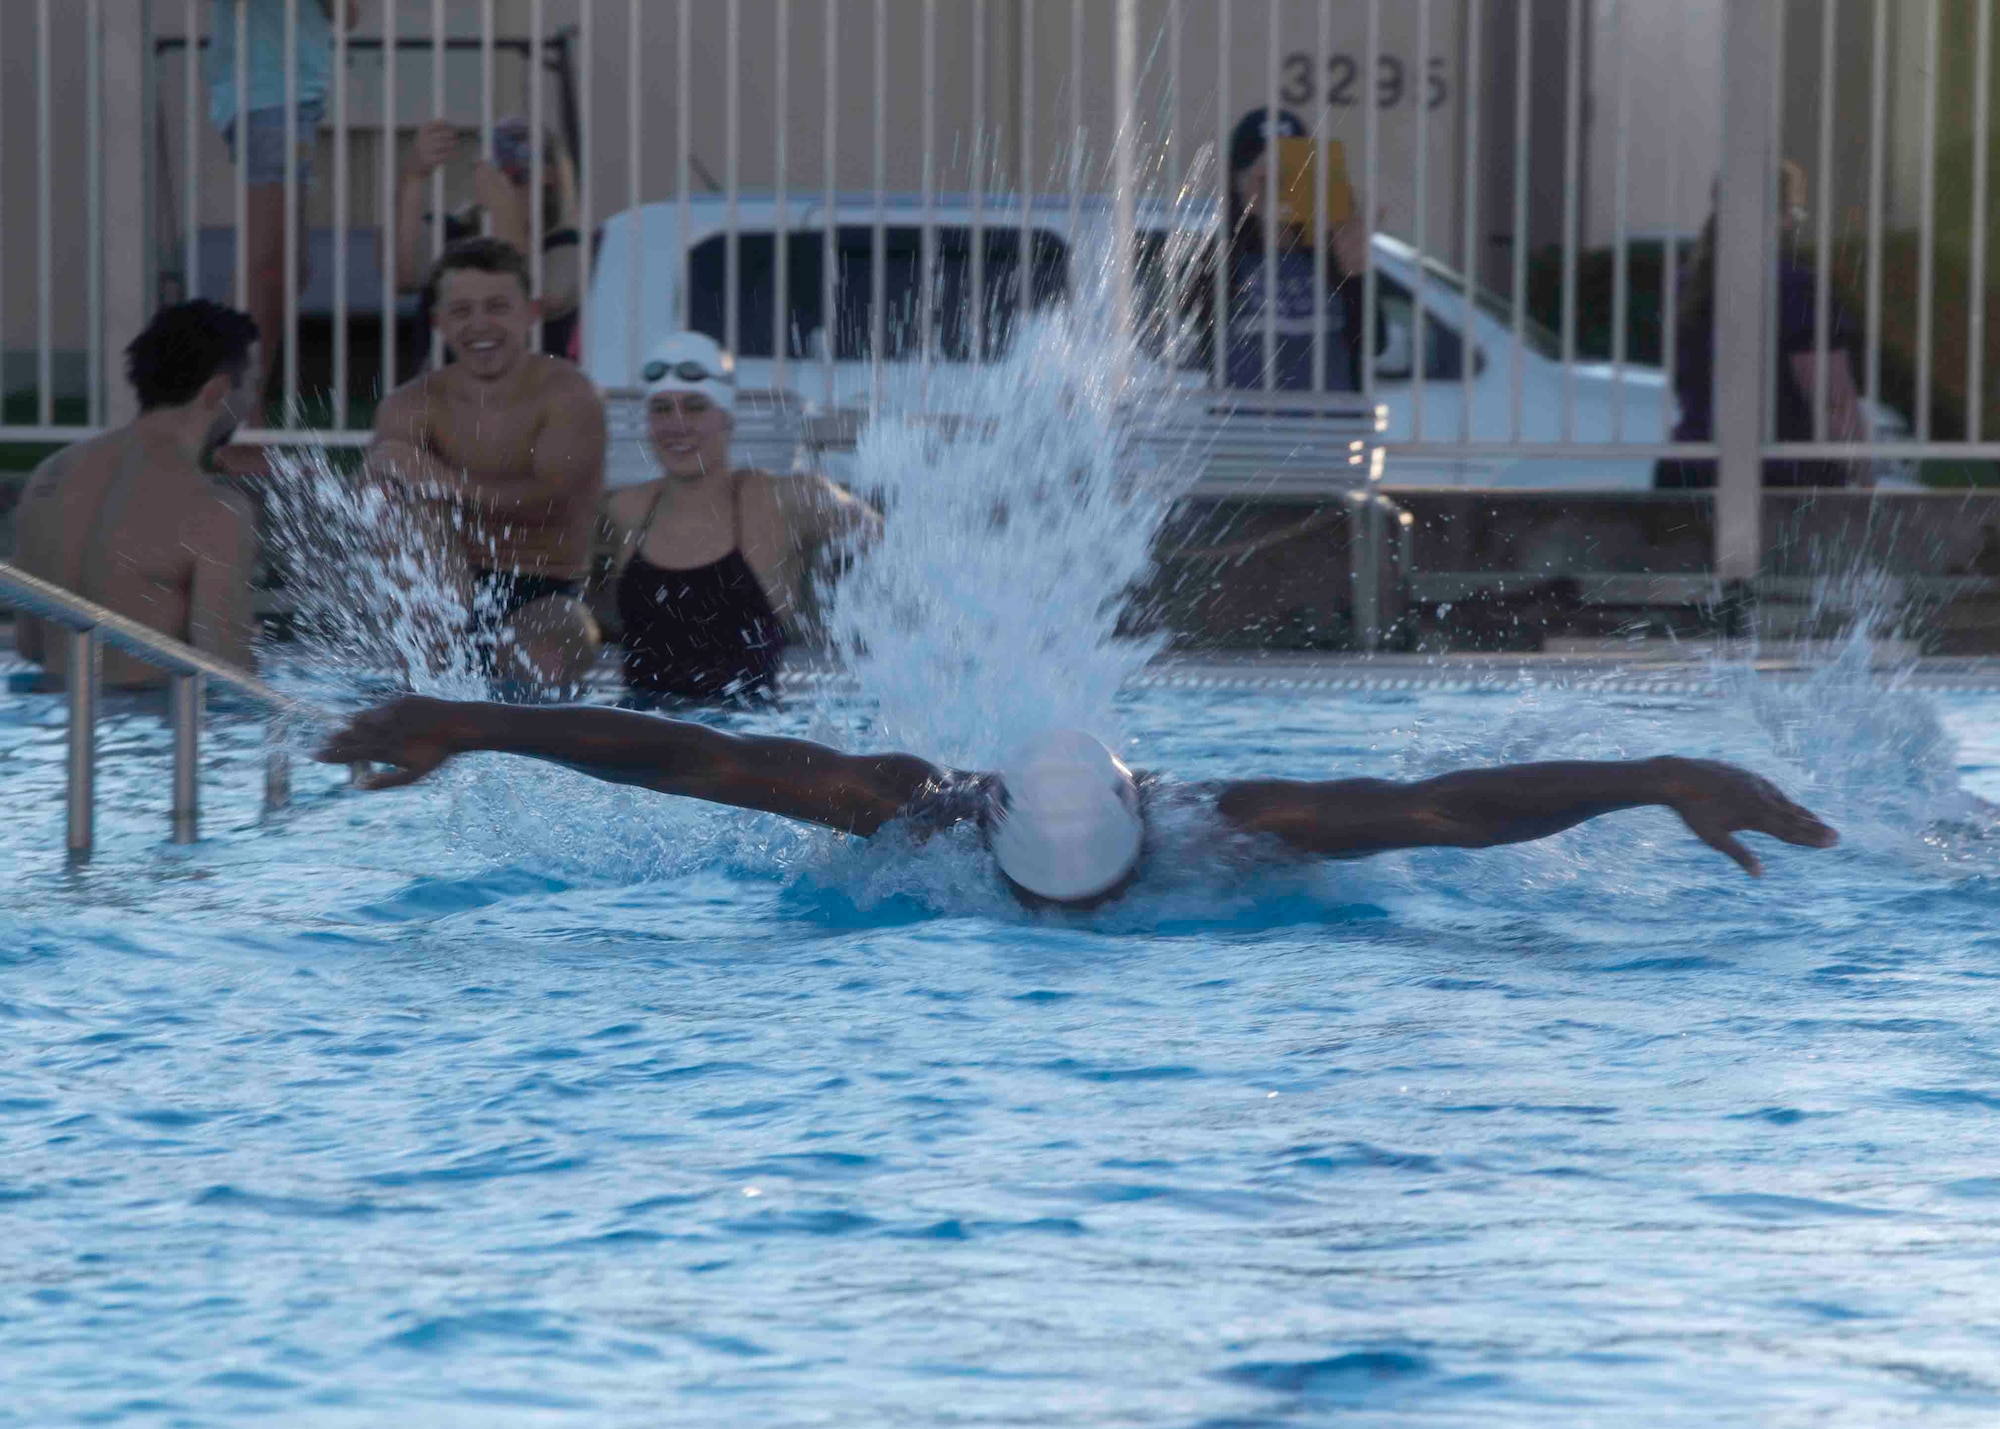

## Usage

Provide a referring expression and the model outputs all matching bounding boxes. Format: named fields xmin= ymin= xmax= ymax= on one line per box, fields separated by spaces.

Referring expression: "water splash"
xmin=816 ymin=225 xmax=1214 ymax=769
xmin=260 ymin=448 xmax=487 ymax=702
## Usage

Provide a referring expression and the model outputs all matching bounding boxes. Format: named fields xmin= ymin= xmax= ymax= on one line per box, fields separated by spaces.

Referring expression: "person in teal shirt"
xmin=206 ymin=0 xmax=356 ymax=410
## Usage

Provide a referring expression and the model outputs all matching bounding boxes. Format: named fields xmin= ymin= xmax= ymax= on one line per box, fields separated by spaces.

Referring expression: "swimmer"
xmin=317 ymin=697 xmax=1840 ymax=906
xmin=605 ymin=332 xmax=877 ymax=703
xmin=365 ymin=236 xmax=605 ymax=688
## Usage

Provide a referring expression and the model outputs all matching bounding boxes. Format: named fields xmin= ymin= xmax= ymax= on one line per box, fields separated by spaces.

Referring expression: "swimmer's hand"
xmin=315 ymin=695 xmax=467 ymax=790
xmin=1653 ymin=757 xmax=1839 ymax=877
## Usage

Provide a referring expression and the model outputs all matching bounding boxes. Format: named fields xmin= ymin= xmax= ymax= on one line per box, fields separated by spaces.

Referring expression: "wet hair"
xmin=424 ymin=236 xmax=533 ymax=309
xmin=123 ymin=300 xmax=258 ymax=412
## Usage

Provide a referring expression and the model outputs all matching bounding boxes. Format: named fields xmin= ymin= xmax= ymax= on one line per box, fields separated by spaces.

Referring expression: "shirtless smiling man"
xmin=366 ymin=236 xmax=605 ymax=685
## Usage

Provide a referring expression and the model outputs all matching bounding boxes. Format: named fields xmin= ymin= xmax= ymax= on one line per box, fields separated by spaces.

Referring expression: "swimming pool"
xmin=2 ymin=662 xmax=1998 ymax=1426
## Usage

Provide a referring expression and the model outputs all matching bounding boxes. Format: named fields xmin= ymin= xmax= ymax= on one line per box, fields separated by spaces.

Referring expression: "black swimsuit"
xmin=614 ymin=479 xmax=788 ymax=701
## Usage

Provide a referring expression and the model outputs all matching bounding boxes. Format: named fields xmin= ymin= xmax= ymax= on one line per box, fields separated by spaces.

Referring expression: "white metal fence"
xmin=3 ymin=1 xmax=1997 ymax=574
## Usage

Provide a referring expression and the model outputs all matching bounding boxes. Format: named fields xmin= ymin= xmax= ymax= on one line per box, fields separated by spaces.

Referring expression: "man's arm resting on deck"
xmin=315 ymin=696 xmax=942 ymax=835
xmin=1214 ymin=757 xmax=1838 ymax=877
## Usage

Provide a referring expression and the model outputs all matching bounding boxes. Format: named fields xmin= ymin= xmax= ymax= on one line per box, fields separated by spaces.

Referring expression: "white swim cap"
xmin=988 ymin=730 xmax=1145 ymax=904
xmin=642 ymin=331 xmax=737 ymax=414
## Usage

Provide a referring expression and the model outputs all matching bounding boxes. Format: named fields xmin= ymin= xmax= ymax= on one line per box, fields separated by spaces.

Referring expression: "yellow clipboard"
xmin=1275 ymin=137 xmax=1354 ymax=230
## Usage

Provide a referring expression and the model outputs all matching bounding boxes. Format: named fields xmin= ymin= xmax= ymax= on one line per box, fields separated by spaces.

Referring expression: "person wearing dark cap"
xmin=1221 ymin=106 xmax=1373 ymax=393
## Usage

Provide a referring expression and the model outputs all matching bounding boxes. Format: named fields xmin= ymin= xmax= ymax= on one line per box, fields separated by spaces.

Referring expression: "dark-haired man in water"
xmin=365 ymin=236 xmax=604 ymax=687
xmin=14 ymin=300 xmax=261 ymax=689
xmin=318 ymin=697 xmax=1839 ymax=907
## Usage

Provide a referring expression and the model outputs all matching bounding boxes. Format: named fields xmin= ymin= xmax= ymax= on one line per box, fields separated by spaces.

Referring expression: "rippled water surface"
xmin=3 ymin=668 xmax=2000 ymax=1426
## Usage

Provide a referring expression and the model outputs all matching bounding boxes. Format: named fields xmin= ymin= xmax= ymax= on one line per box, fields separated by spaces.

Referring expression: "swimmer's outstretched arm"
xmin=1213 ymin=757 xmax=1837 ymax=877
xmin=315 ymin=696 xmax=945 ymax=836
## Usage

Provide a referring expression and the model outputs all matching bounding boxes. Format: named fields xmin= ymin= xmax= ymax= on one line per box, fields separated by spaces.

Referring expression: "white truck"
xmin=579 ymin=195 xmax=1909 ymax=492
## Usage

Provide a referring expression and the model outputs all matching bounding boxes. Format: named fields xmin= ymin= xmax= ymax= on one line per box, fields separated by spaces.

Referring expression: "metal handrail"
xmin=0 ymin=560 xmax=313 ymax=859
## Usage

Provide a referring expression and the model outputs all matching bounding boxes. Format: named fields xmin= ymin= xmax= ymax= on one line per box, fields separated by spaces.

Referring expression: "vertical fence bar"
xmin=186 ymin=0 xmax=199 ymax=306
xmin=676 ymin=2 xmax=692 ymax=336
xmin=1509 ymin=0 xmax=1528 ymax=441
xmin=1067 ymin=0 xmax=1082 ymax=260
xmin=283 ymin=0 xmax=299 ymax=427
xmin=381 ymin=0 xmax=397 ymax=396
xmin=1970 ymin=0 xmax=1993 ymax=443
xmin=171 ymin=673 xmax=205 ymax=844
xmin=530 ymin=0 xmax=545 ymax=351
xmin=528 ymin=0 xmax=544 ymax=350
xmin=1412 ymin=0 xmax=1430 ymax=437
xmin=625 ymin=0 xmax=641 ymax=377
xmin=871 ymin=0 xmax=886 ymax=394
xmin=672 ymin=0 xmax=688 ymax=340
xmin=1 ymin=2 xmax=7 ymax=419
xmin=333 ymin=0 xmax=348 ymax=427
xmin=1811 ymin=0 xmax=1836 ymax=442
xmin=676 ymin=0 xmax=691 ymax=339
xmin=1313 ymin=0 xmax=1330 ymax=394
xmin=823 ymin=0 xmax=837 ymax=400
xmin=1168 ymin=0 xmax=1183 ymax=374
xmin=971 ymin=0 xmax=987 ymax=366
xmin=1609 ymin=0 xmax=1628 ymax=441
xmin=67 ymin=628 xmax=98 ymax=860
xmin=1558 ymin=0 xmax=1581 ymax=441
xmin=578 ymin=0 xmax=593 ymax=367
xmin=235 ymin=0 xmax=249 ymax=321
xmin=1212 ymin=0 xmax=1229 ymax=388
xmin=1714 ymin=0 xmax=1779 ymax=582
xmin=87 ymin=0 xmax=104 ymax=426
xmin=920 ymin=0 xmax=936 ymax=376
xmin=725 ymin=0 xmax=741 ymax=359
xmin=1262 ymin=0 xmax=1278 ymax=394
xmin=1662 ymin=1 xmax=1680 ymax=449
xmin=1765 ymin=0 xmax=1785 ymax=445
xmin=37 ymin=0 xmax=53 ymax=427
xmin=1460 ymin=0 xmax=1480 ymax=439
xmin=775 ymin=0 xmax=790 ymax=385
xmin=1361 ymin=0 xmax=1378 ymax=403
xmin=1112 ymin=0 xmax=1136 ymax=358
xmin=1864 ymin=0 xmax=1885 ymax=437
xmin=1915 ymin=0 xmax=1939 ymax=442
xmin=481 ymin=0 xmax=494 ymax=176
xmin=429 ymin=0 xmax=445 ymax=369
xmin=1023 ymin=0 xmax=1036 ymax=331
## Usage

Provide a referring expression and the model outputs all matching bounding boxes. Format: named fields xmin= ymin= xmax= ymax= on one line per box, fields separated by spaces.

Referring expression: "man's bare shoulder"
xmin=527 ymin=357 xmax=604 ymax=417
xmin=179 ymin=480 xmax=256 ymax=553
xmin=374 ymin=371 xmax=447 ymax=427
xmin=19 ymin=432 xmax=119 ymax=503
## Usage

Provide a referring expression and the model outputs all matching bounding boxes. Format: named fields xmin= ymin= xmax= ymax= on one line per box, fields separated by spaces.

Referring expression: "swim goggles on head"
xmin=642 ymin=358 xmax=735 ymax=385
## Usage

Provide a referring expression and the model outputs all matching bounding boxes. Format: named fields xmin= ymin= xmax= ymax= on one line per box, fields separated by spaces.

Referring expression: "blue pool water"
xmin=3 ymin=661 xmax=1999 ymax=1426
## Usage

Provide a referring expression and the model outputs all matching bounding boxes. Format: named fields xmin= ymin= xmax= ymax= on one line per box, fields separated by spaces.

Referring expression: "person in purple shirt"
xmin=1657 ymin=164 xmax=1871 ymax=489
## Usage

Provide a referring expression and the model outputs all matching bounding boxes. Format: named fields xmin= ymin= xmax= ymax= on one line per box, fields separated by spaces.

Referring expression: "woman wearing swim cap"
xmin=319 ymin=698 xmax=1840 ymax=903
xmin=601 ymin=332 xmax=877 ymax=703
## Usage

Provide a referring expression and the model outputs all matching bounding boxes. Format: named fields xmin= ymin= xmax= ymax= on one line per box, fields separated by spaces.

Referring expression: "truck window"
xmin=686 ymin=227 xmax=1068 ymax=363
